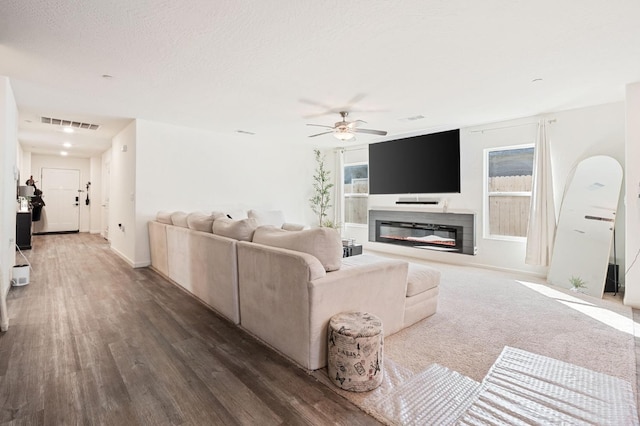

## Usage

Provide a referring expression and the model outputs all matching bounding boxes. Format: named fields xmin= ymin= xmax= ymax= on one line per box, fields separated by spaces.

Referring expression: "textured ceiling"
xmin=2 ymin=0 xmax=640 ymax=157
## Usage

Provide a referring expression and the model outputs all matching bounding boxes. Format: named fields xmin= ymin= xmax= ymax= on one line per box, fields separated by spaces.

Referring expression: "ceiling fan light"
xmin=333 ymin=129 xmax=355 ymax=141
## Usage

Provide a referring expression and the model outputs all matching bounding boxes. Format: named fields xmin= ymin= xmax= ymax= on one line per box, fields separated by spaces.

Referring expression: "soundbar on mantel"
xmin=395 ymin=201 xmax=439 ymax=205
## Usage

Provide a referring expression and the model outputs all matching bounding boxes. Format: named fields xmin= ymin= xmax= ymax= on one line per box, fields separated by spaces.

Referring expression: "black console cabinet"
xmin=16 ymin=211 xmax=32 ymax=250
xmin=343 ymin=244 xmax=363 ymax=258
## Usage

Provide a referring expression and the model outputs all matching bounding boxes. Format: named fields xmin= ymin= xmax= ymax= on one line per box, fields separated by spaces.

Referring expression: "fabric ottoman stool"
xmin=327 ymin=311 xmax=383 ymax=392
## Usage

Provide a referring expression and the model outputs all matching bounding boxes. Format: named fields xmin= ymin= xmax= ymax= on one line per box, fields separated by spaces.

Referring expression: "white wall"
xmin=0 ymin=76 xmax=18 ymax=331
xmin=30 ymin=154 xmax=92 ymax=233
xmin=338 ymin=102 xmax=626 ymax=277
xmin=131 ymin=119 xmax=317 ymax=266
xmin=89 ymin=155 xmax=102 ymax=233
xmin=624 ymin=82 xmax=640 ymax=308
xmin=109 ymin=121 xmax=137 ymax=265
xmin=101 ymin=148 xmax=112 ymax=239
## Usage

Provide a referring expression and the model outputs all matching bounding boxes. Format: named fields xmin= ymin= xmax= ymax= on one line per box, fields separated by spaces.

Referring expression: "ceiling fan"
xmin=307 ymin=111 xmax=387 ymax=141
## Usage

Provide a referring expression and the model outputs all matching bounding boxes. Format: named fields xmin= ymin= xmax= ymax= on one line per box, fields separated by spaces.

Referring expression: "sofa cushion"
xmin=212 ymin=217 xmax=258 ymax=241
xmin=252 ymin=226 xmax=342 ymax=272
xmin=156 ymin=211 xmax=173 ymax=224
xmin=406 ymin=263 xmax=441 ymax=297
xmin=170 ymin=211 xmax=189 ymax=228
xmin=248 ymin=209 xmax=286 ymax=227
xmin=187 ymin=212 xmax=218 ymax=233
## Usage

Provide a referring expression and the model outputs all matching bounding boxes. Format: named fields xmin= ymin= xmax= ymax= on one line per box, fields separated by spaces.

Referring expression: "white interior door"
xmin=42 ymin=168 xmax=80 ymax=232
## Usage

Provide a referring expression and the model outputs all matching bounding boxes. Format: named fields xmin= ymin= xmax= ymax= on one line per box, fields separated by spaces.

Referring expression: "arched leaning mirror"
xmin=547 ymin=155 xmax=623 ymax=298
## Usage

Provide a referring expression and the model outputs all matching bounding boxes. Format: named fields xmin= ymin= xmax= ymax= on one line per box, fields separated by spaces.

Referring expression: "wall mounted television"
xmin=368 ymin=129 xmax=461 ymax=195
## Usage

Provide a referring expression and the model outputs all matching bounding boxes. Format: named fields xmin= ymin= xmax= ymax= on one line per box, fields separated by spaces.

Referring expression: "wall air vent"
xmin=41 ymin=116 xmax=101 ymax=130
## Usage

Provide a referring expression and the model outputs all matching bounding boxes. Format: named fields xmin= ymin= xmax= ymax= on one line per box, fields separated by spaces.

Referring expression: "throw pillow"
xmin=212 ymin=217 xmax=258 ymax=241
xmin=247 ymin=209 xmax=286 ymax=228
xmin=252 ymin=226 xmax=342 ymax=272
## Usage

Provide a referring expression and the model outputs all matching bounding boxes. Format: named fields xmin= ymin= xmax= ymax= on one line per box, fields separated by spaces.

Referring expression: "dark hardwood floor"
xmin=1 ymin=233 xmax=380 ymax=425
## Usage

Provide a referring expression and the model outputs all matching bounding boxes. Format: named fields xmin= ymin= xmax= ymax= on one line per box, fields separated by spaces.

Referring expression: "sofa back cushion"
xmin=248 ymin=209 xmax=286 ymax=228
xmin=252 ymin=226 xmax=342 ymax=272
xmin=213 ymin=217 xmax=258 ymax=241
xmin=156 ymin=211 xmax=173 ymax=224
xmin=187 ymin=212 xmax=222 ymax=233
xmin=170 ymin=211 xmax=189 ymax=228
xmin=281 ymin=222 xmax=308 ymax=231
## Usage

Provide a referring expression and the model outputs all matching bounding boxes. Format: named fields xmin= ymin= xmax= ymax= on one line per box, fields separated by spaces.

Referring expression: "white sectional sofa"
xmin=147 ymin=209 xmax=440 ymax=370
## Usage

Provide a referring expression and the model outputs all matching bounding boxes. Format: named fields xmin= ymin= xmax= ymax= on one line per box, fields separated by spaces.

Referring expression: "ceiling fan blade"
xmin=303 ymin=110 xmax=342 ymax=119
xmin=306 ymin=123 xmax=334 ymax=129
xmin=347 ymin=119 xmax=367 ymax=128
xmin=344 ymin=93 xmax=366 ymax=108
xmin=308 ymin=131 xmax=334 ymax=138
xmin=354 ymin=128 xmax=388 ymax=136
xmin=300 ymin=94 xmax=371 ymax=119
xmin=299 ymin=98 xmax=333 ymax=109
xmin=300 ymin=98 xmax=342 ymax=119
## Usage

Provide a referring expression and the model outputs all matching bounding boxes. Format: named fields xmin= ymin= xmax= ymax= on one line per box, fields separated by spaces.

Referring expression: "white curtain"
xmin=525 ymin=120 xmax=556 ymax=266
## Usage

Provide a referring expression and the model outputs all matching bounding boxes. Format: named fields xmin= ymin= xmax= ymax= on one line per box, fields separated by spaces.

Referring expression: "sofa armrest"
xmin=307 ymin=258 xmax=408 ymax=369
xmin=148 ymin=221 xmax=169 ymax=276
xmin=237 ymin=242 xmax=327 ymax=369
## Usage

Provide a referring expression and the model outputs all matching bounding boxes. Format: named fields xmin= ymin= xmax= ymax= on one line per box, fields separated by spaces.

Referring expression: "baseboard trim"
xmin=109 ymin=246 xmax=135 ymax=268
xmin=364 ymin=242 xmax=547 ymax=279
xmin=33 ymin=230 xmax=80 ymax=235
xmin=109 ymin=246 xmax=150 ymax=269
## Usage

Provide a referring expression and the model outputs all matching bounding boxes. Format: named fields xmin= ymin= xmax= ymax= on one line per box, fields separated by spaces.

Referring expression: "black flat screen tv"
xmin=368 ymin=129 xmax=460 ymax=195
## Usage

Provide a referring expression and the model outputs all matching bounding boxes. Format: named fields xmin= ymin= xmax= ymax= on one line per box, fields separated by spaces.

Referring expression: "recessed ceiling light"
xmin=63 ymin=142 xmax=72 ymax=148
xmin=60 ymin=151 xmax=68 ymax=156
xmin=62 ymin=127 xmax=74 ymax=133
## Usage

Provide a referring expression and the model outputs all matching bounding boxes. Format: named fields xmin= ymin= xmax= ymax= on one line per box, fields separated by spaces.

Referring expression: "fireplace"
xmin=369 ymin=210 xmax=476 ymax=255
xmin=376 ymin=220 xmax=463 ymax=252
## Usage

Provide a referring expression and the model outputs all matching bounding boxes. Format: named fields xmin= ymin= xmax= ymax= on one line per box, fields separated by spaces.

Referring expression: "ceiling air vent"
xmin=41 ymin=116 xmax=101 ymax=130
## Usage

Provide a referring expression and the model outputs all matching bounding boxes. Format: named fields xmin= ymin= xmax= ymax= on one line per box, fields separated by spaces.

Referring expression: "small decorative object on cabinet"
xmin=342 ymin=239 xmax=362 ymax=257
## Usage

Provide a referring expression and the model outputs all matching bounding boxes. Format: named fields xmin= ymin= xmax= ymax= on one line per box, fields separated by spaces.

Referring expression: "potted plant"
xmin=309 ymin=149 xmax=335 ymax=227
xmin=569 ymin=276 xmax=587 ymax=292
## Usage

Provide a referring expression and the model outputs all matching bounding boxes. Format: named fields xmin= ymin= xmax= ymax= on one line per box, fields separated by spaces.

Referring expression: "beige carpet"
xmin=313 ymin=259 xmax=638 ymax=424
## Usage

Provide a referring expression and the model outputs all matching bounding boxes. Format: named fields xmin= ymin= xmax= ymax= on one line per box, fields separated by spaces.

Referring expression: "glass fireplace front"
xmin=375 ymin=220 xmax=463 ymax=252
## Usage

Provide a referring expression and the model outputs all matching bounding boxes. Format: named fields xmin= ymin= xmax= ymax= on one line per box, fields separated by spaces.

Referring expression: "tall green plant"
xmin=309 ymin=149 xmax=334 ymax=227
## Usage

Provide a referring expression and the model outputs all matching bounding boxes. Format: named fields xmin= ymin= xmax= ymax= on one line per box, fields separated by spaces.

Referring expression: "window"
xmin=485 ymin=145 xmax=534 ymax=239
xmin=344 ymin=163 xmax=368 ymax=225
